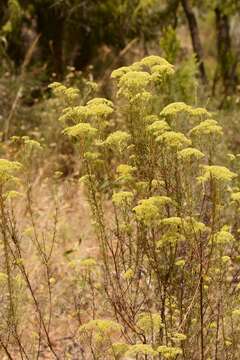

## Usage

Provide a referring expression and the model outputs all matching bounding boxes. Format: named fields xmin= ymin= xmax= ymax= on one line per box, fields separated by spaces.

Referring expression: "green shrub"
xmin=1 ymin=54 xmax=240 ymax=359
xmin=49 ymin=55 xmax=240 ymax=359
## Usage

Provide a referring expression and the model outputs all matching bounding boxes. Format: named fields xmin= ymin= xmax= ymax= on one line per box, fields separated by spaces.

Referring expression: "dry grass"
xmin=1 ymin=167 xmax=100 ymax=358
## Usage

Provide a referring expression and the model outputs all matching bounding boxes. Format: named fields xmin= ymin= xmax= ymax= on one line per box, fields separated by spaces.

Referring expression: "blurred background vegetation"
xmin=1 ymin=0 xmax=240 ymax=155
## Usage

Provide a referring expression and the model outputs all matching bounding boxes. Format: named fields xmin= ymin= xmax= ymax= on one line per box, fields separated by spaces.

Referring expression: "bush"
xmin=49 ymin=55 xmax=240 ymax=359
xmin=1 ymin=55 xmax=240 ymax=359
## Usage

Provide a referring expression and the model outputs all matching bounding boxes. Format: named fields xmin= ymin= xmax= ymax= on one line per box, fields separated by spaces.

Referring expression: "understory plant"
xmin=1 ymin=55 xmax=240 ymax=359
xmin=50 ymin=55 xmax=240 ymax=360
xmin=0 ymin=139 xmax=63 ymax=359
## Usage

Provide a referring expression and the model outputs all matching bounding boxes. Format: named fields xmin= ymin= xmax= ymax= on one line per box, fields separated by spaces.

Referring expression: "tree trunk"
xmin=180 ymin=0 xmax=207 ymax=84
xmin=215 ymin=6 xmax=237 ymax=96
xmin=35 ymin=3 xmax=64 ymax=77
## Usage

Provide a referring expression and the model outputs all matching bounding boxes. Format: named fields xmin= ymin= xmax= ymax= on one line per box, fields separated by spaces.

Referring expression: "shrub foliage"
xmin=1 ymin=55 xmax=240 ymax=359
xmin=50 ymin=55 xmax=240 ymax=359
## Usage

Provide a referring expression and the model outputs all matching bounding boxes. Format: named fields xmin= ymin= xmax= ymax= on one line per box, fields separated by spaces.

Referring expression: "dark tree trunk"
xmin=72 ymin=32 xmax=96 ymax=71
xmin=0 ymin=0 xmax=8 ymax=27
xmin=180 ymin=0 xmax=207 ymax=84
xmin=34 ymin=3 xmax=64 ymax=78
xmin=215 ymin=6 xmax=237 ymax=96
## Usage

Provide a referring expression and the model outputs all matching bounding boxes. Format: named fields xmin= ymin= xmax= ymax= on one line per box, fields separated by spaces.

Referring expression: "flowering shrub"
xmin=48 ymin=55 xmax=240 ymax=359
xmin=1 ymin=55 xmax=240 ymax=359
